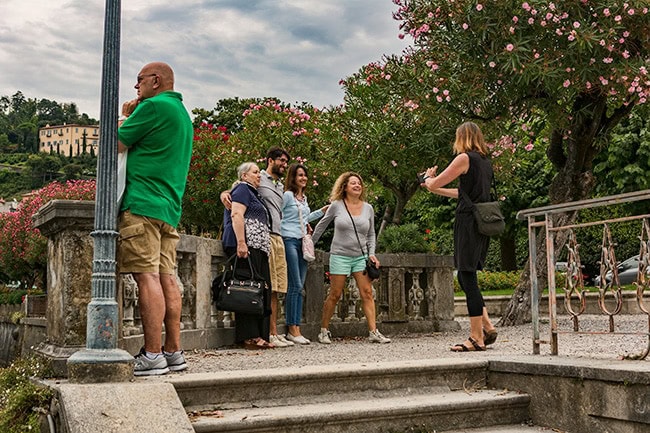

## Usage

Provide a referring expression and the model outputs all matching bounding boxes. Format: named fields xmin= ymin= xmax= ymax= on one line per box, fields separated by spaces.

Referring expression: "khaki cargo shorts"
xmin=269 ymin=234 xmax=288 ymax=293
xmin=118 ymin=210 xmax=179 ymax=274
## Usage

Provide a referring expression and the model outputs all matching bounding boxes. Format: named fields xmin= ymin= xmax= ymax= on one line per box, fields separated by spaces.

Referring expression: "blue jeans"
xmin=283 ymin=237 xmax=307 ymax=326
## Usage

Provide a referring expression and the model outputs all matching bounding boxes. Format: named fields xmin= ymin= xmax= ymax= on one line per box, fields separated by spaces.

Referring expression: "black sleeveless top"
xmin=454 ymin=151 xmax=493 ymax=271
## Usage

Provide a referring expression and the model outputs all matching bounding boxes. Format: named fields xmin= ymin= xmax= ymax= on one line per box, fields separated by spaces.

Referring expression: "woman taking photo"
xmin=422 ymin=122 xmax=498 ymax=352
xmin=221 ymin=162 xmax=274 ymax=349
xmin=311 ymin=172 xmax=391 ymax=345
xmin=280 ymin=163 xmax=328 ymax=345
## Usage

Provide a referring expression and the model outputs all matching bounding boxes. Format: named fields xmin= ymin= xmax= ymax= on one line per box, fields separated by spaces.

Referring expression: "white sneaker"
xmin=278 ymin=334 xmax=295 ymax=346
xmin=318 ymin=329 xmax=332 ymax=344
xmin=369 ymin=329 xmax=391 ymax=344
xmin=269 ymin=334 xmax=289 ymax=348
xmin=285 ymin=333 xmax=310 ymax=345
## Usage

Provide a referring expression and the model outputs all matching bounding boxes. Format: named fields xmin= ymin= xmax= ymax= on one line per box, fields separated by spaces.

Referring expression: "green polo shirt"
xmin=118 ymin=91 xmax=193 ymax=227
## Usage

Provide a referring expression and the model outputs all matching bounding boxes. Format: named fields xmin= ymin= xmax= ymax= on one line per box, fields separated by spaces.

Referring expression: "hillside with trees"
xmin=0 ymin=91 xmax=98 ymax=199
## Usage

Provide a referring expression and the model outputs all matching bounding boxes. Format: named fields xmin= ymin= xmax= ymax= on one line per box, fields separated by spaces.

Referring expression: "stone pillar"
xmin=32 ymin=200 xmax=96 ymax=376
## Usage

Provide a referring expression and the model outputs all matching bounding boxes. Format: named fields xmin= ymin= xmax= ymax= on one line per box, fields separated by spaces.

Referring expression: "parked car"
xmin=594 ymin=255 xmax=649 ymax=286
xmin=555 ymin=261 xmax=595 ymax=286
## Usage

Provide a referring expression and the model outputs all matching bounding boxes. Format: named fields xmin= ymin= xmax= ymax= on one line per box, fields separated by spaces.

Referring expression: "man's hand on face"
xmin=122 ymin=99 xmax=140 ymax=117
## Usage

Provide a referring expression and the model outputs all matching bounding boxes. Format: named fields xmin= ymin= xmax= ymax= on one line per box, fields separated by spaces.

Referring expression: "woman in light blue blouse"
xmin=281 ymin=163 xmax=328 ymax=344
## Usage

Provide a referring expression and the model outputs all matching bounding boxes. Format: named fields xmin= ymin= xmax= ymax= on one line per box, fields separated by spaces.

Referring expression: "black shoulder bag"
xmin=343 ymin=200 xmax=380 ymax=280
xmin=460 ymin=178 xmax=505 ymax=237
xmin=212 ymin=254 xmax=266 ymax=315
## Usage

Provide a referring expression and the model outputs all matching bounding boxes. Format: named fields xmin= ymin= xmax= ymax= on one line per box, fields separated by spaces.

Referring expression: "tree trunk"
xmin=499 ymin=236 xmax=518 ymax=271
xmin=499 ymin=94 xmax=635 ymax=326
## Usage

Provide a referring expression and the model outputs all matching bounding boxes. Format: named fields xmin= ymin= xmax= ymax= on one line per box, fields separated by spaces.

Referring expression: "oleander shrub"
xmin=0 ymin=179 xmax=96 ymax=289
xmin=377 ymin=223 xmax=435 ymax=253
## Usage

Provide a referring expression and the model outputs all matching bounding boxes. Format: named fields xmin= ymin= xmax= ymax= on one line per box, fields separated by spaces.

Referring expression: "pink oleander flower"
xmin=506 ymin=43 xmax=514 ymax=51
xmin=563 ymin=80 xmax=571 ymax=88
xmin=476 ymin=4 xmax=483 ymax=11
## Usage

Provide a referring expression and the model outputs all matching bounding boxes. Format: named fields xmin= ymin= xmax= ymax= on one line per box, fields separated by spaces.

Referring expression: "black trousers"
xmin=457 ymin=270 xmax=485 ymax=317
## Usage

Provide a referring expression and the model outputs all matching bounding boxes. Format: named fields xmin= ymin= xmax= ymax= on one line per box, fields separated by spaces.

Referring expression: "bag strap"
xmin=294 ymin=194 xmax=306 ymax=237
xmin=459 ymin=175 xmax=498 ymax=207
xmin=342 ymin=200 xmax=369 ymax=260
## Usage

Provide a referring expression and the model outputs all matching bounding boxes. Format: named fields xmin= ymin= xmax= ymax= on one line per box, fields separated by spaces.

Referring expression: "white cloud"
xmin=0 ymin=0 xmax=409 ymax=118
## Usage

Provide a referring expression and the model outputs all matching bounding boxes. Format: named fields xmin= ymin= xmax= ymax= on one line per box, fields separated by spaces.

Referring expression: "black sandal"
xmin=450 ymin=337 xmax=486 ymax=352
xmin=484 ymin=329 xmax=498 ymax=346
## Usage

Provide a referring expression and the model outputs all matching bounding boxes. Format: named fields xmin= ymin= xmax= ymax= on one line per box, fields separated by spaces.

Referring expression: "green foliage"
xmin=182 ymin=99 xmax=340 ymax=234
xmin=0 ymin=91 xmax=96 ymax=154
xmin=593 ymin=104 xmax=650 ymax=196
xmin=571 ymin=205 xmax=644 ymax=273
xmin=191 ymin=97 xmax=270 ymax=132
xmin=339 ymin=55 xmax=457 ymax=225
xmin=0 ymin=357 xmax=53 ymax=433
xmin=377 ymin=223 xmax=434 ymax=253
xmin=454 ymin=271 xmax=522 ymax=292
xmin=477 ymin=271 xmax=522 ymax=292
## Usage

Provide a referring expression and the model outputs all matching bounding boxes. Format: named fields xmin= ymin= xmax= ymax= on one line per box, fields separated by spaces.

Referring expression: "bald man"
xmin=117 ymin=62 xmax=193 ymax=375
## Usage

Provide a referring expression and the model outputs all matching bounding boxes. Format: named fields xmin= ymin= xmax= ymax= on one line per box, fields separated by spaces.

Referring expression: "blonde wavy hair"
xmin=452 ymin=122 xmax=489 ymax=156
xmin=329 ymin=171 xmax=366 ymax=202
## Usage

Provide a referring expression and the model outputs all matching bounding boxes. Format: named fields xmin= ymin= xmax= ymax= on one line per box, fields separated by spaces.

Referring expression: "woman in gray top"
xmin=311 ymin=172 xmax=391 ymax=344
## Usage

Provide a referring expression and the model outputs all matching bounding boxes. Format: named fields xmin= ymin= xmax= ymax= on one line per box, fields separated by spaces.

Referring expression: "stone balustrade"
xmin=20 ymin=200 xmax=456 ymax=374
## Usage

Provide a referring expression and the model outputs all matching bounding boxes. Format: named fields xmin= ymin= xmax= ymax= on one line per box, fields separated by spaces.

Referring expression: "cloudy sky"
xmin=0 ymin=0 xmax=410 ymax=119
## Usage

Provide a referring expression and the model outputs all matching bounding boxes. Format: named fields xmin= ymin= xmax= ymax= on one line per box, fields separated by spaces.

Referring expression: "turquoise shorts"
xmin=329 ymin=254 xmax=366 ymax=276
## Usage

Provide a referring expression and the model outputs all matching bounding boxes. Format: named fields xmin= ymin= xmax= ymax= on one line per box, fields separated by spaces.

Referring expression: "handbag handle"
xmin=220 ymin=253 xmax=262 ymax=285
xmin=342 ymin=200 xmax=369 ymax=261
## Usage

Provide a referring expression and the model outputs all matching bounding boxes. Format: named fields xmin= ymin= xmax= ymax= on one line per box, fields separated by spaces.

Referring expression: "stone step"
xmin=189 ymin=389 xmax=530 ymax=433
xmin=443 ymin=425 xmax=550 ymax=433
xmin=164 ymin=359 xmax=489 ymax=411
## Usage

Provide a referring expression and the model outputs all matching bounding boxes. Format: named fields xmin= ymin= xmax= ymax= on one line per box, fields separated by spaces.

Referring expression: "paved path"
xmin=182 ymin=315 xmax=649 ymax=374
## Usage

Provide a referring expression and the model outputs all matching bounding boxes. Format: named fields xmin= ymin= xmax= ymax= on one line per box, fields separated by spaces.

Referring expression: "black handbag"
xmin=212 ymin=254 xmax=266 ymax=315
xmin=343 ymin=200 xmax=381 ymax=281
xmin=461 ymin=179 xmax=505 ymax=237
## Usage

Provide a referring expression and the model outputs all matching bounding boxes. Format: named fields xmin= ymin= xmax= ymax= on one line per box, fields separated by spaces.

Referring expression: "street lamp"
xmin=67 ymin=0 xmax=133 ymax=383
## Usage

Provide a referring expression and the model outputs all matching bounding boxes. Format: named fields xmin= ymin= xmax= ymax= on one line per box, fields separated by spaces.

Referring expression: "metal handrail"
xmin=516 ymin=189 xmax=650 ymax=220
xmin=520 ymin=189 xmax=650 ymax=360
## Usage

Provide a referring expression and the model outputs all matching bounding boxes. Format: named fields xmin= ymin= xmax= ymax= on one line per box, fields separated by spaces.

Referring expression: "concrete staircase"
xmin=162 ymin=359 xmax=537 ymax=433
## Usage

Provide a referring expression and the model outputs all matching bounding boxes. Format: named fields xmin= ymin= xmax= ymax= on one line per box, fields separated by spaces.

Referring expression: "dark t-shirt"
xmin=222 ymin=182 xmax=270 ymax=254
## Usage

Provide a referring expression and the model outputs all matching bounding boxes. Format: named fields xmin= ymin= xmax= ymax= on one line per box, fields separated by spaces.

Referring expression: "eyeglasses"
xmin=275 ymin=157 xmax=289 ymax=164
xmin=136 ymin=74 xmax=157 ymax=83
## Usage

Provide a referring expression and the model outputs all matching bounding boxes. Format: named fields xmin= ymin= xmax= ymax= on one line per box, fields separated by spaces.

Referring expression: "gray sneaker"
xmin=369 ymin=329 xmax=391 ymax=344
xmin=318 ymin=329 xmax=332 ymax=344
xmin=134 ymin=348 xmax=169 ymax=376
xmin=163 ymin=347 xmax=188 ymax=372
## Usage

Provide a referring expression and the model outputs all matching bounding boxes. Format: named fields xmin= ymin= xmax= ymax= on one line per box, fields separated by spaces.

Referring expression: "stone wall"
xmin=26 ymin=200 xmax=457 ymax=373
xmin=0 ymin=304 xmax=21 ymax=367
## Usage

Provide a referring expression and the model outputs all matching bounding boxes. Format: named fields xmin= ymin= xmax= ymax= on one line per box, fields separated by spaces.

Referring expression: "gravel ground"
xmin=183 ymin=315 xmax=649 ymax=373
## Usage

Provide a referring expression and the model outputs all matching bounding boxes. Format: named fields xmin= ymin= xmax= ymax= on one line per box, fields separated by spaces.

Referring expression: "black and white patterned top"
xmin=222 ymin=182 xmax=271 ymax=255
